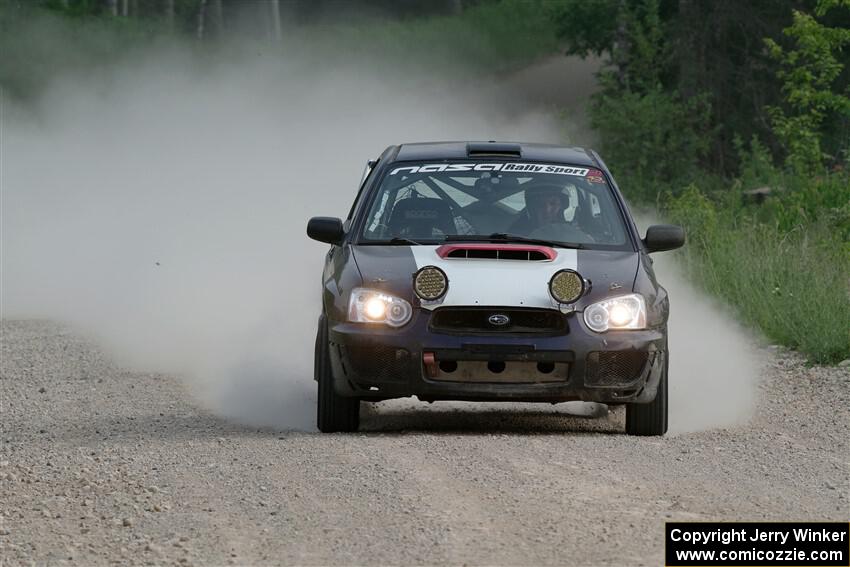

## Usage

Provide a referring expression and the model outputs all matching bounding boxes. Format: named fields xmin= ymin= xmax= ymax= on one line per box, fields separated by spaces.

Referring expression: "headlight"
xmin=348 ymin=288 xmax=413 ymax=327
xmin=583 ymin=294 xmax=646 ymax=332
xmin=414 ymin=266 xmax=448 ymax=301
xmin=548 ymin=269 xmax=585 ymax=304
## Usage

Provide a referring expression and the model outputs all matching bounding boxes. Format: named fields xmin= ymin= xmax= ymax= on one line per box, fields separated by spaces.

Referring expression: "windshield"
xmin=358 ymin=160 xmax=631 ymax=249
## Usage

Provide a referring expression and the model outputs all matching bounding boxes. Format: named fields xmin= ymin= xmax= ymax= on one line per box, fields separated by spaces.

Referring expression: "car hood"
xmin=351 ymin=245 xmax=640 ymax=310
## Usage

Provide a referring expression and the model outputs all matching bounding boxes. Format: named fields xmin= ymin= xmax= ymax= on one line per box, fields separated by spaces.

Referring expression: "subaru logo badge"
xmin=488 ymin=314 xmax=510 ymax=327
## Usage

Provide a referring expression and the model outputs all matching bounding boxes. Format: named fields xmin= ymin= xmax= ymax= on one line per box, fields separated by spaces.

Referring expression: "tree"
xmin=554 ymin=0 xmax=710 ymax=194
xmin=270 ymin=0 xmax=282 ymax=42
xmin=765 ymin=0 xmax=850 ymax=173
xmin=164 ymin=0 xmax=174 ymax=30
xmin=196 ymin=0 xmax=207 ymax=39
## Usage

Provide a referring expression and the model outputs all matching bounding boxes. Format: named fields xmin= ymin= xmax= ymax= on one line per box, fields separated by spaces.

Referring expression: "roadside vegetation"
xmin=553 ymin=0 xmax=850 ymax=364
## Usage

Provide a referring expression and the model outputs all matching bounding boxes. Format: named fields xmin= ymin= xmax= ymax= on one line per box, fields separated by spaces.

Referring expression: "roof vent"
xmin=466 ymin=142 xmax=522 ymax=158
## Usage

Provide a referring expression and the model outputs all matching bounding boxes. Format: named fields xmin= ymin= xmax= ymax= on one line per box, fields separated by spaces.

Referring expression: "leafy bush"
xmin=663 ymin=177 xmax=850 ymax=364
xmin=765 ymin=3 xmax=850 ymax=174
xmin=592 ymin=88 xmax=711 ymax=200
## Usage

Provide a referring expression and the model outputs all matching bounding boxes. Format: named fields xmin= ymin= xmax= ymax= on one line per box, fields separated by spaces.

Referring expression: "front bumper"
xmin=327 ymin=310 xmax=666 ymax=404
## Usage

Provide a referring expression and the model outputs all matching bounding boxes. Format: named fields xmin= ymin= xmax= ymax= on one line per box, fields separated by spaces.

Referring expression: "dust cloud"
xmin=641 ymin=229 xmax=762 ymax=434
xmin=1 ymin=42 xmax=561 ymax=430
xmin=2 ymin=35 xmax=759 ymax=433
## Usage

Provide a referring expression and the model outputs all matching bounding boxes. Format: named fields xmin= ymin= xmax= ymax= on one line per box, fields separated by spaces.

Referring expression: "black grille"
xmin=340 ymin=345 xmax=411 ymax=382
xmin=430 ymin=307 xmax=567 ymax=334
xmin=585 ymin=351 xmax=650 ymax=387
xmin=444 ymin=248 xmax=550 ymax=261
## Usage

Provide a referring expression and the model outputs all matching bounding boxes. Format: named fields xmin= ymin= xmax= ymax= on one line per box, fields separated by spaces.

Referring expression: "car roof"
xmin=393 ymin=141 xmax=598 ymax=167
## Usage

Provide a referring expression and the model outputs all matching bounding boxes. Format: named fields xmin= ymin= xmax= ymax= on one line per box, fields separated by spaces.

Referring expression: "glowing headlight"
xmin=348 ymin=288 xmax=412 ymax=327
xmin=548 ymin=269 xmax=585 ymax=304
xmin=414 ymin=266 xmax=448 ymax=301
xmin=364 ymin=297 xmax=387 ymax=320
xmin=583 ymin=294 xmax=647 ymax=332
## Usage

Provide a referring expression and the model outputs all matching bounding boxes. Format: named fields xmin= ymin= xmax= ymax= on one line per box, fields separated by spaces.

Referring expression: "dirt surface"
xmin=1 ymin=320 xmax=848 ymax=566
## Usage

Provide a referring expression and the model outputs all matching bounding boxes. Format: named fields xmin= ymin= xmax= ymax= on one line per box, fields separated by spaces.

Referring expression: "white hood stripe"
xmin=410 ymin=246 xmax=577 ymax=310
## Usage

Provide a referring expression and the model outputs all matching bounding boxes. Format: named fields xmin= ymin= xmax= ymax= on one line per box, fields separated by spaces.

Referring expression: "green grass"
xmin=664 ymin=184 xmax=850 ymax=365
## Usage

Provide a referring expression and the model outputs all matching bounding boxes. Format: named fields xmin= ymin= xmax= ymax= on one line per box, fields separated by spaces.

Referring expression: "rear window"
xmin=358 ymin=160 xmax=631 ymax=249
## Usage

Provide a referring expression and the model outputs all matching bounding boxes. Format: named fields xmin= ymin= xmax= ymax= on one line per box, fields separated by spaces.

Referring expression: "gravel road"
xmin=1 ymin=320 xmax=847 ymax=566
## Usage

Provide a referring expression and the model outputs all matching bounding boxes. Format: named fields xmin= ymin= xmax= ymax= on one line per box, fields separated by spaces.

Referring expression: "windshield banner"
xmin=389 ymin=163 xmax=590 ymax=177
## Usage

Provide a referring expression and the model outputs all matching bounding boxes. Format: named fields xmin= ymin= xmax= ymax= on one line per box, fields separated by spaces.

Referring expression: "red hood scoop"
xmin=436 ymin=243 xmax=556 ymax=261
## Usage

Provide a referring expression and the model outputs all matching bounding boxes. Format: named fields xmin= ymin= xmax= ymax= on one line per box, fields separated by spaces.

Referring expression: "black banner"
xmin=666 ymin=522 xmax=849 ymax=566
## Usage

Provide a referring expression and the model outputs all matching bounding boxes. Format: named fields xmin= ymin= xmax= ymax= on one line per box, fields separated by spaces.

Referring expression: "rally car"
xmin=307 ymin=141 xmax=684 ymax=435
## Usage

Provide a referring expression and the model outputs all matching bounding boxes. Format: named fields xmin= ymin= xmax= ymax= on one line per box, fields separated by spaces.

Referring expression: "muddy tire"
xmin=625 ymin=352 xmax=668 ymax=436
xmin=315 ymin=321 xmax=359 ymax=433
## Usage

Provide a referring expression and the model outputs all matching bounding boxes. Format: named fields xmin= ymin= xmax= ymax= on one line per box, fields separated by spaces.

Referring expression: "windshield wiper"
xmin=387 ymin=236 xmax=423 ymax=246
xmin=443 ymin=233 xmax=585 ymax=249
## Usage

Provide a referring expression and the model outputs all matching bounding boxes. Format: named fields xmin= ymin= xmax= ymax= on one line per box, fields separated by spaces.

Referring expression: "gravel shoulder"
xmin=1 ymin=320 xmax=848 ymax=566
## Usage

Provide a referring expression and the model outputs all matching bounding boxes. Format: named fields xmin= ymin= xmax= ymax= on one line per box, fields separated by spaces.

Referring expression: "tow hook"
xmin=423 ymin=352 xmax=438 ymax=378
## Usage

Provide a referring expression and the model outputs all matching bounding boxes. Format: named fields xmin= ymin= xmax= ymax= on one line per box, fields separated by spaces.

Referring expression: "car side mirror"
xmin=644 ymin=224 xmax=685 ymax=253
xmin=307 ymin=216 xmax=344 ymax=245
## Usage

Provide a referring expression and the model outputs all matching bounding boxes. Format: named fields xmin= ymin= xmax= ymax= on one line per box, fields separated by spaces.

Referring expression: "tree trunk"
xmin=211 ymin=0 xmax=224 ymax=35
xmin=270 ymin=0 xmax=282 ymax=42
xmin=196 ymin=0 xmax=208 ymax=40
xmin=164 ymin=0 xmax=174 ymax=30
xmin=121 ymin=0 xmax=129 ymax=17
xmin=612 ymin=0 xmax=631 ymax=90
xmin=106 ymin=0 xmax=118 ymax=17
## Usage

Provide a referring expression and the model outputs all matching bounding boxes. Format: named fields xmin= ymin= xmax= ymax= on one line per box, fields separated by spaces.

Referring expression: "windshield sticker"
xmin=389 ymin=163 xmax=590 ymax=177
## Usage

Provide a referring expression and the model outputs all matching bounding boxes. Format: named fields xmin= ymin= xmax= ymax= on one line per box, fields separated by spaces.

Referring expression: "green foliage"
xmin=765 ymin=3 xmax=850 ymax=174
xmin=774 ymin=175 xmax=850 ymax=245
xmin=0 ymin=1 xmax=168 ymax=100
xmin=318 ymin=0 xmax=560 ymax=72
xmin=815 ymin=0 xmax=850 ymax=17
xmin=612 ymin=0 xmax=666 ymax=93
xmin=548 ymin=0 xmax=618 ymax=57
xmin=555 ymin=0 xmax=667 ymax=93
xmin=663 ymin=176 xmax=850 ymax=365
xmin=663 ymin=185 xmax=719 ymax=247
xmin=733 ymin=136 xmax=782 ymax=193
xmin=662 ymin=141 xmax=850 ymax=364
xmin=554 ymin=0 xmax=849 ymax=364
xmin=732 ymin=136 xmax=850 ymax=239
xmin=591 ymin=87 xmax=711 ymax=200
xmin=554 ymin=0 xmax=850 ymax=177
xmin=554 ymin=0 xmax=711 ymax=199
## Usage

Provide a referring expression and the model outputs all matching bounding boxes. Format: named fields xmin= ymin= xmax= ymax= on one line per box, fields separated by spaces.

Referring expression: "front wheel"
xmin=315 ymin=321 xmax=360 ymax=433
xmin=625 ymin=352 xmax=668 ymax=436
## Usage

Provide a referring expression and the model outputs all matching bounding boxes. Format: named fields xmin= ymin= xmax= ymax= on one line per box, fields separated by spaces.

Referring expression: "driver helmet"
xmin=525 ymin=185 xmax=566 ymax=225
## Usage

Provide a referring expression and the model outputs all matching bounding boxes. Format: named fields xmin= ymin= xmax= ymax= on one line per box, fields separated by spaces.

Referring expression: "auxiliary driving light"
xmin=414 ymin=266 xmax=448 ymax=301
xmin=548 ymin=269 xmax=585 ymax=304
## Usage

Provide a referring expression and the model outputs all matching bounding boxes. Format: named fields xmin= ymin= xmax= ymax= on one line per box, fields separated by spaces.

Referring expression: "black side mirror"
xmin=644 ymin=224 xmax=685 ymax=253
xmin=307 ymin=217 xmax=344 ymax=245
